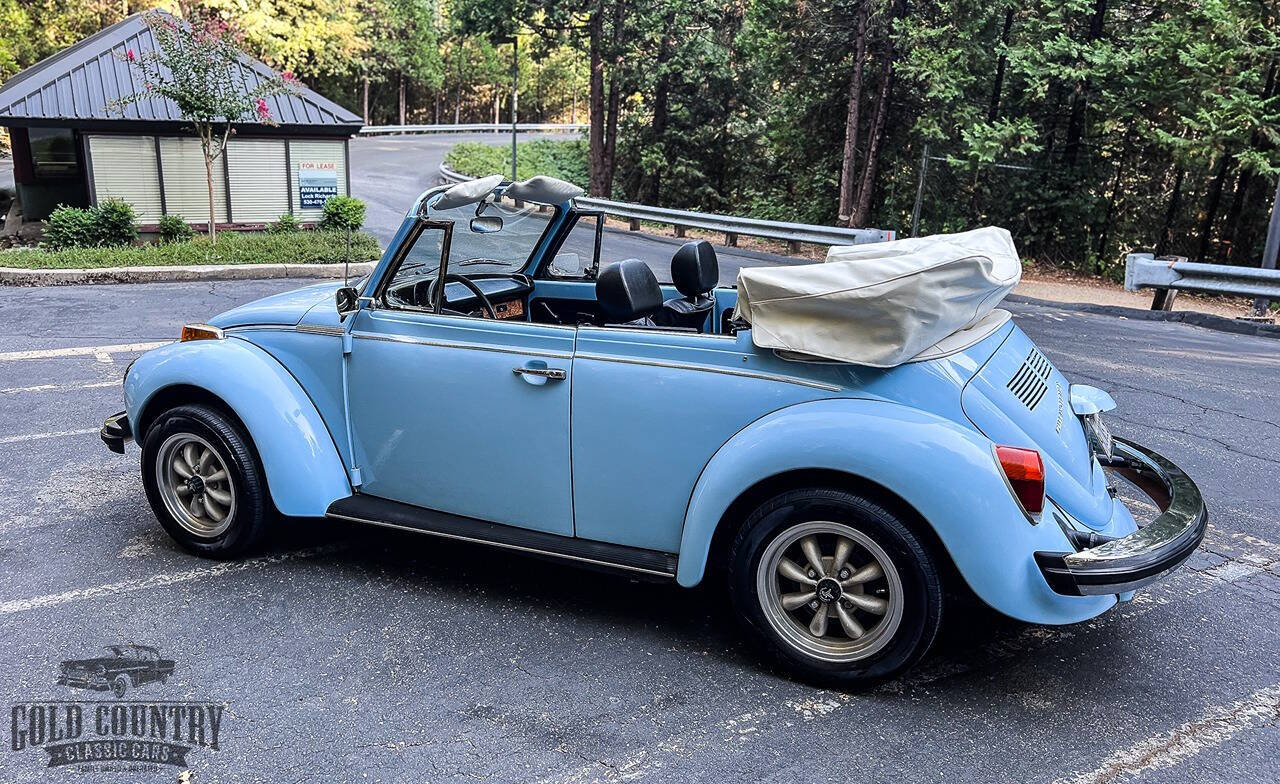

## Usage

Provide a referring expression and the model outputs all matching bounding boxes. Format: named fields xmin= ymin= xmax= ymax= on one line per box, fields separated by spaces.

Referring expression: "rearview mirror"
xmin=335 ymin=286 xmax=359 ymax=319
xmin=470 ymin=215 xmax=503 ymax=234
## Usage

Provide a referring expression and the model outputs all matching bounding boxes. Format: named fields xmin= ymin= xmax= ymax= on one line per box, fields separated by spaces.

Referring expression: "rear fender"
xmin=124 ymin=338 xmax=351 ymax=517
xmin=677 ymin=398 xmax=1117 ymax=624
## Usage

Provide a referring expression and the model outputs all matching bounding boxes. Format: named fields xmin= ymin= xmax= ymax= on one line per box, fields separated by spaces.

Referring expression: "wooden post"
xmin=629 ymin=218 xmax=640 ymax=231
xmin=674 ymin=225 xmax=686 ymax=238
xmin=726 ymin=232 xmax=738 ymax=247
xmin=1151 ymin=288 xmax=1178 ymax=311
xmin=788 ymin=240 xmax=801 ymax=254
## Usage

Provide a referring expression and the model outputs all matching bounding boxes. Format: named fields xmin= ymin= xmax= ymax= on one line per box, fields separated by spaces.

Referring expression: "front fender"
xmin=124 ymin=337 xmax=351 ymax=517
xmin=677 ymin=398 xmax=1117 ymax=625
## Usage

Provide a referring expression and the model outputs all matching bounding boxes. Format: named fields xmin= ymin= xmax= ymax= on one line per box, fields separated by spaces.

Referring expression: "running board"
xmin=325 ymin=495 xmax=678 ymax=579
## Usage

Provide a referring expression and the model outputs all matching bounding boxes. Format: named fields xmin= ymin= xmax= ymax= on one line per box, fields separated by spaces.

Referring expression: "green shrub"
xmin=43 ymin=200 xmax=140 ymax=250
xmin=5 ymin=229 xmax=383 ymax=269
xmin=267 ymin=213 xmax=302 ymax=234
xmin=319 ymin=196 xmax=366 ymax=232
xmin=157 ymin=214 xmax=195 ymax=244
xmin=43 ymin=206 xmax=99 ymax=250
xmin=92 ymin=199 xmax=139 ymax=246
xmin=445 ymin=140 xmax=589 ymax=186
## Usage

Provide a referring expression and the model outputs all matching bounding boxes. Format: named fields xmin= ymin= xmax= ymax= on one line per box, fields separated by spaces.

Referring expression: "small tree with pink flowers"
xmin=115 ymin=10 xmax=299 ymax=242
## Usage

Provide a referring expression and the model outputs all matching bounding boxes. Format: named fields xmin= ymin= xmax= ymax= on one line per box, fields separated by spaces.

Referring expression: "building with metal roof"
xmin=0 ymin=10 xmax=363 ymax=225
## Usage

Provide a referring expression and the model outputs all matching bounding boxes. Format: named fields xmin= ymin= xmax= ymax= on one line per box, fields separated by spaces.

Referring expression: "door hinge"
xmin=342 ymin=332 xmax=353 ymax=355
xmin=348 ymin=466 xmax=362 ymax=487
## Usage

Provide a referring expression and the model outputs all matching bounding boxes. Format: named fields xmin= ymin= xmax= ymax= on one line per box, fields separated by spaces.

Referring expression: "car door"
xmin=345 ymin=307 xmax=576 ymax=536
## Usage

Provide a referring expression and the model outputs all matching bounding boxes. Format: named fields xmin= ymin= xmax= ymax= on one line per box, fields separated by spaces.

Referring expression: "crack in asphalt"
xmin=1109 ymin=414 xmax=1280 ymax=466
xmin=1067 ymin=369 xmax=1280 ymax=434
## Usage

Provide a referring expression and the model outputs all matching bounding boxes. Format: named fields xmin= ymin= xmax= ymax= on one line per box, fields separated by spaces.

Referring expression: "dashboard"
xmin=386 ymin=274 xmax=535 ymax=319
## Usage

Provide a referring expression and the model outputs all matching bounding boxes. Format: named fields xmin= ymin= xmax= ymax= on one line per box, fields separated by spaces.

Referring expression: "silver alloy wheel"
xmin=155 ymin=433 xmax=236 ymax=538
xmin=756 ymin=520 xmax=905 ymax=663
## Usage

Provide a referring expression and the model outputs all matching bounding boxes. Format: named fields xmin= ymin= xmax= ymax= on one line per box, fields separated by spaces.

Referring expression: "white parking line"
xmin=0 ymin=545 xmax=340 ymax=615
xmin=1055 ymin=684 xmax=1280 ymax=784
xmin=0 ymin=380 xmax=120 ymax=395
xmin=0 ymin=341 xmax=168 ymax=362
xmin=0 ymin=428 xmax=100 ymax=445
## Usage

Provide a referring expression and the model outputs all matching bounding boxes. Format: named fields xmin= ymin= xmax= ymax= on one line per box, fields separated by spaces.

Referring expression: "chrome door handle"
xmin=512 ymin=366 xmax=567 ymax=381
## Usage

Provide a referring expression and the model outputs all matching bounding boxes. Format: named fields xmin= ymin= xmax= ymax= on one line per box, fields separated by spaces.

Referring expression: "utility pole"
xmin=1254 ymin=175 xmax=1280 ymax=315
xmin=510 ymin=36 xmax=519 ymax=181
xmin=910 ymin=144 xmax=929 ymax=237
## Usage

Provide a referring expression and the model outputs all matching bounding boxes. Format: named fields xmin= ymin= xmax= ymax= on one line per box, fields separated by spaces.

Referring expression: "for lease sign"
xmin=298 ymin=160 xmax=339 ymax=209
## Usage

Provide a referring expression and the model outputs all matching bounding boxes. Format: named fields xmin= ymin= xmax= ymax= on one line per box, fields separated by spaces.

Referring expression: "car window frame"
xmin=537 ymin=209 xmax=604 ymax=281
xmin=370 ymin=217 xmax=457 ymax=313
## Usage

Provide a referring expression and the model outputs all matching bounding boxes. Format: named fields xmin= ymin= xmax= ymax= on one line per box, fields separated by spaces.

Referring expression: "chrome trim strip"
xmin=573 ymin=352 xmax=843 ymax=392
xmin=223 ymin=324 xmax=305 ymax=335
xmin=297 ymin=324 xmax=346 ymax=336
xmin=327 ymin=512 xmax=676 ymax=578
xmin=350 ymin=330 xmax=573 ymax=360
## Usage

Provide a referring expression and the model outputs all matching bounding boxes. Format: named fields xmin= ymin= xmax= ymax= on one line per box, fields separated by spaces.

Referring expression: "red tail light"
xmin=995 ymin=445 xmax=1045 ymax=517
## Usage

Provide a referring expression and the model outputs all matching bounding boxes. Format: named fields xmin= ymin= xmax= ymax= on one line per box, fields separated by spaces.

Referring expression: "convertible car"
xmin=101 ymin=175 xmax=1207 ymax=685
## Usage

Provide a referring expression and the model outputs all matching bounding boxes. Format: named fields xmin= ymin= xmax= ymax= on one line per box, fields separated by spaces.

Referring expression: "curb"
xmin=0 ymin=262 xmax=377 ymax=287
xmin=1007 ymin=294 xmax=1280 ymax=341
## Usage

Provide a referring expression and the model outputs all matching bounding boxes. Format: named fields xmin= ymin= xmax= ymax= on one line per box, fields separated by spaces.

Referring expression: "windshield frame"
xmin=414 ymin=189 xmax=563 ymax=277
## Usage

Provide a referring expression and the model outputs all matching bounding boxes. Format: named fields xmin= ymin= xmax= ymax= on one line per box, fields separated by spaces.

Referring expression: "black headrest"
xmin=671 ymin=240 xmax=718 ymax=298
xmin=596 ymin=259 xmax=663 ymax=322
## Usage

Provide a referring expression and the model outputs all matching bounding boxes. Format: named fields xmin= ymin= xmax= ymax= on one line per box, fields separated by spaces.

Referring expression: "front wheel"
xmin=727 ymin=488 xmax=944 ymax=686
xmin=141 ymin=404 xmax=269 ymax=558
xmin=111 ymin=675 xmax=129 ymax=699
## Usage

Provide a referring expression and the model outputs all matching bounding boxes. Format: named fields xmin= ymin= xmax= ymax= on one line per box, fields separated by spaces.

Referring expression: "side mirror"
xmin=335 ymin=286 xmax=359 ymax=319
xmin=470 ymin=215 xmax=503 ymax=234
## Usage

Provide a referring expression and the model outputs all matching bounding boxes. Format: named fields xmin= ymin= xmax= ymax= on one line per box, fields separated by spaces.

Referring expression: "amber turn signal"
xmin=180 ymin=324 xmax=224 ymax=342
xmin=995 ymin=445 xmax=1045 ymax=517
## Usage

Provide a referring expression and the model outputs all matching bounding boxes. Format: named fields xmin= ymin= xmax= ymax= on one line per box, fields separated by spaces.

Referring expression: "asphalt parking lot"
xmin=0 ymin=278 xmax=1276 ymax=783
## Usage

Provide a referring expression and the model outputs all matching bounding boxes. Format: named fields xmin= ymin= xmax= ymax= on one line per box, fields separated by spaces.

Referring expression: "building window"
xmin=29 ymin=128 xmax=79 ymax=180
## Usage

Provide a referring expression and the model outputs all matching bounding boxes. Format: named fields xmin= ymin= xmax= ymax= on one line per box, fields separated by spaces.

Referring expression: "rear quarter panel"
xmin=678 ymin=397 xmax=1118 ymax=625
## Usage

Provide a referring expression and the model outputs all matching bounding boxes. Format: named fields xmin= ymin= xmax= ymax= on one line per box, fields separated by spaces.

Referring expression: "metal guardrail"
xmin=359 ymin=123 xmax=587 ymax=136
xmin=1124 ymin=252 xmax=1280 ymax=310
xmin=438 ymin=162 xmax=894 ymax=248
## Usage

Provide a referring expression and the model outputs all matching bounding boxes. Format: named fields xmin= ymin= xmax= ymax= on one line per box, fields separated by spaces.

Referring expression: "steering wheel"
xmin=427 ymin=273 xmax=498 ymax=319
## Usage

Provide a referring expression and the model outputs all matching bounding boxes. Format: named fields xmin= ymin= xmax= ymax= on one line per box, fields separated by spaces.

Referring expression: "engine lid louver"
xmin=1007 ymin=348 xmax=1052 ymax=411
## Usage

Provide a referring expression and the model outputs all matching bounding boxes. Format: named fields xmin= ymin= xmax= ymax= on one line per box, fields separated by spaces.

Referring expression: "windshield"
xmin=398 ymin=196 xmax=557 ymax=279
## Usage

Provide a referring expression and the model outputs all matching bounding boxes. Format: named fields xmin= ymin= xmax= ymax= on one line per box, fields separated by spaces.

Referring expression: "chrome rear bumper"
xmin=1035 ymin=438 xmax=1207 ymax=596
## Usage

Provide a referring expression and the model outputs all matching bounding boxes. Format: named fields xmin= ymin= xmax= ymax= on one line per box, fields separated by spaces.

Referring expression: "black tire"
xmin=727 ymin=487 xmax=943 ymax=687
xmin=141 ymin=404 xmax=269 ymax=558
xmin=111 ymin=675 xmax=129 ymax=699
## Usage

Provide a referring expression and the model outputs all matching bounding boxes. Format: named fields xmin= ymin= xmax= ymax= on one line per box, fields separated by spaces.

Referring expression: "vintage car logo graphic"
xmin=57 ymin=644 xmax=175 ymax=699
xmin=8 ymin=645 xmax=225 ymax=774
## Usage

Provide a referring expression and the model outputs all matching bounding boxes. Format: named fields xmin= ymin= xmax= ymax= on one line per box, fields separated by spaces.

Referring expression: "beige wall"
xmin=85 ymin=133 xmax=348 ymax=225
xmin=86 ymin=135 xmax=163 ymax=222
xmin=160 ymin=137 xmax=229 ymax=224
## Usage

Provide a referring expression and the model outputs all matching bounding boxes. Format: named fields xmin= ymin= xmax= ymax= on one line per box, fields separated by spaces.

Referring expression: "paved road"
xmin=0 ymin=279 xmax=1276 ymax=783
xmin=349 ymin=133 xmax=796 ymax=284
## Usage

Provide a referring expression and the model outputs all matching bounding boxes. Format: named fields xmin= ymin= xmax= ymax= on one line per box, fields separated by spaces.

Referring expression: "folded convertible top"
xmin=735 ymin=226 xmax=1021 ymax=367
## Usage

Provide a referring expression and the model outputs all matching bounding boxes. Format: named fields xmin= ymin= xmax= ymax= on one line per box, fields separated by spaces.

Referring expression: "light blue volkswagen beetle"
xmin=101 ymin=175 xmax=1207 ymax=685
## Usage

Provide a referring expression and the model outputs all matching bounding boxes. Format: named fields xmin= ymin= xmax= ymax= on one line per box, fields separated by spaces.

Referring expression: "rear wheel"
xmin=141 ymin=404 xmax=269 ymax=558
xmin=728 ymin=488 xmax=943 ymax=686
